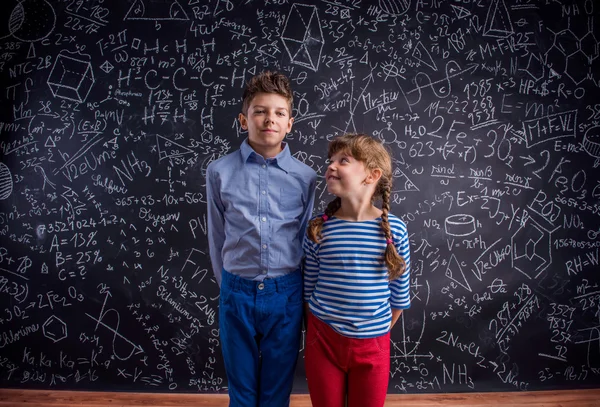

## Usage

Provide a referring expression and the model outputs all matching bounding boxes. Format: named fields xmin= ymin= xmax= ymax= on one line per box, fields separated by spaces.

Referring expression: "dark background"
xmin=0 ymin=0 xmax=599 ymax=394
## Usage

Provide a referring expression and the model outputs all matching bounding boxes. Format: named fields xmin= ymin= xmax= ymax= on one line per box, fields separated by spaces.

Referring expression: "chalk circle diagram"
xmin=379 ymin=0 xmax=411 ymax=16
xmin=374 ymin=122 xmax=399 ymax=144
xmin=582 ymin=126 xmax=600 ymax=168
xmin=0 ymin=0 xmax=56 ymax=42
xmin=0 ymin=163 xmax=13 ymax=200
xmin=445 ymin=214 xmax=476 ymax=236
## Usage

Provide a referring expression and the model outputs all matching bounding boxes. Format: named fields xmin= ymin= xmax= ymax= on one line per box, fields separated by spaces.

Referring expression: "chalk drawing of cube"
xmin=47 ymin=54 xmax=95 ymax=103
xmin=281 ymin=4 xmax=324 ymax=72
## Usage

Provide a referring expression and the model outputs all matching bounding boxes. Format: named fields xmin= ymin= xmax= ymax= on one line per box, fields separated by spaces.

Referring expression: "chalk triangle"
xmin=392 ymin=168 xmax=419 ymax=192
xmin=450 ymin=4 xmax=471 ymax=19
xmin=156 ymin=134 xmax=195 ymax=161
xmin=124 ymin=0 xmax=146 ymax=20
xmin=445 ymin=254 xmax=472 ymax=292
xmin=45 ymin=136 xmax=56 ymax=147
xmin=412 ymin=41 xmax=438 ymax=71
xmin=27 ymin=43 xmax=36 ymax=59
xmin=169 ymin=1 xmax=189 ymax=20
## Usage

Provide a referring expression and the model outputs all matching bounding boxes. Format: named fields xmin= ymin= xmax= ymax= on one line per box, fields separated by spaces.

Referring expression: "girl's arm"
xmin=390 ymin=218 xmax=411 ymax=328
xmin=302 ymin=234 xmax=319 ymax=302
xmin=391 ymin=309 xmax=403 ymax=328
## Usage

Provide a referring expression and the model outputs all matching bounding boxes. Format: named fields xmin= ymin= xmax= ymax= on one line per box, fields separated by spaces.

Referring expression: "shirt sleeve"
xmin=303 ymin=232 xmax=319 ymax=302
xmin=390 ymin=221 xmax=411 ymax=310
xmin=298 ymin=171 xmax=317 ymax=244
xmin=206 ymin=166 xmax=226 ymax=287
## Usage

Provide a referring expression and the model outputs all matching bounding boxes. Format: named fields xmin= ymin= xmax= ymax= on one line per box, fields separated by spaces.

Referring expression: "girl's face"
xmin=326 ymin=151 xmax=374 ymax=199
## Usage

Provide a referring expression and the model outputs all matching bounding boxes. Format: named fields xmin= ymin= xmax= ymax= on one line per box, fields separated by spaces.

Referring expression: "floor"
xmin=0 ymin=389 xmax=599 ymax=406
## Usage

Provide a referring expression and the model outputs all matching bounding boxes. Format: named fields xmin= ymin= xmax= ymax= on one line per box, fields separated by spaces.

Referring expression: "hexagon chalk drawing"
xmin=511 ymin=216 xmax=554 ymax=280
xmin=42 ymin=315 xmax=67 ymax=343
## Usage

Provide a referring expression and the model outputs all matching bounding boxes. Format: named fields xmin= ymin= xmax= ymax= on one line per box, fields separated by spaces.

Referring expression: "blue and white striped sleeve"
xmin=390 ymin=219 xmax=411 ymax=310
xmin=302 ymin=233 xmax=320 ymax=303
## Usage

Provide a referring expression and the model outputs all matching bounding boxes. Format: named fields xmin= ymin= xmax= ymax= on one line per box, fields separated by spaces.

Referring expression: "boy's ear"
xmin=286 ymin=116 xmax=294 ymax=133
xmin=365 ymin=168 xmax=382 ymax=184
xmin=238 ymin=113 xmax=248 ymax=130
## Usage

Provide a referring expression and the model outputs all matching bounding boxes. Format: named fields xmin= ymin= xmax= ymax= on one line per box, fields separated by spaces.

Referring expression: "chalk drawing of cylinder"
xmin=583 ymin=126 xmax=600 ymax=168
xmin=445 ymin=214 xmax=476 ymax=236
xmin=47 ymin=53 xmax=95 ymax=103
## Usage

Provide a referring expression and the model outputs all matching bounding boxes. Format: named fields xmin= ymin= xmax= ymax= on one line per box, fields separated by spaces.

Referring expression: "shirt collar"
xmin=240 ymin=138 xmax=292 ymax=173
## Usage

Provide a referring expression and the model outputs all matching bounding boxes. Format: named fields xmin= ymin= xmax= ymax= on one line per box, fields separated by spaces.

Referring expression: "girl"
xmin=303 ymin=133 xmax=411 ymax=407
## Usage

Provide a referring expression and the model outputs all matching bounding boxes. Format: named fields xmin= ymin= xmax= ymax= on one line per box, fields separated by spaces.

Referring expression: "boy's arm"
xmin=206 ymin=167 xmax=226 ymax=287
xmin=299 ymin=173 xmax=317 ymax=244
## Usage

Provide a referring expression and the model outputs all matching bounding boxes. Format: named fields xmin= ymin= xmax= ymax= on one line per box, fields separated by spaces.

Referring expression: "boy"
xmin=206 ymin=71 xmax=317 ymax=407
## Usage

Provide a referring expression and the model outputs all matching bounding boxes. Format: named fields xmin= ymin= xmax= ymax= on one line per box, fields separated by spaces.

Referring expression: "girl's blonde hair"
xmin=307 ymin=134 xmax=407 ymax=280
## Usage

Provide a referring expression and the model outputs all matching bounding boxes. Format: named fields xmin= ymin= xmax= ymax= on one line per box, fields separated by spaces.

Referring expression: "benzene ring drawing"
xmin=511 ymin=215 xmax=553 ymax=280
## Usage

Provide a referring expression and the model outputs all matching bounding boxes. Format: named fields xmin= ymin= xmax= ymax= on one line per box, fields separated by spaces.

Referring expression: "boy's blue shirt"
xmin=206 ymin=138 xmax=317 ymax=286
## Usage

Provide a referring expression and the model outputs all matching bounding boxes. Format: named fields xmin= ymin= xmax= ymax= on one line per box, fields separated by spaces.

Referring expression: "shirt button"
xmin=258 ymin=283 xmax=265 ymax=290
xmin=262 ymin=244 xmax=267 ymax=249
xmin=261 ymin=164 xmax=266 ymax=169
xmin=261 ymin=217 xmax=266 ymax=222
xmin=262 ymin=270 xmax=267 ymax=274
xmin=261 ymin=190 xmax=266 ymax=195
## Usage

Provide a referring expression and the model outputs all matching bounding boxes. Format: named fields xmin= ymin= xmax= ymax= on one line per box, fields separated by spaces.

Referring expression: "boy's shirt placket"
xmin=258 ymin=158 xmax=270 ymax=278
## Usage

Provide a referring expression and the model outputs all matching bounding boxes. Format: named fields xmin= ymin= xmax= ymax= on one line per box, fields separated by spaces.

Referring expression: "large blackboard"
xmin=0 ymin=0 xmax=599 ymax=394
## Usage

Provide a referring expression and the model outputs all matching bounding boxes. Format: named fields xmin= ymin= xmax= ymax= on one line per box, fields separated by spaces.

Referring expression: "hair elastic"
xmin=386 ymin=238 xmax=393 ymax=244
xmin=321 ymin=215 xmax=329 ymax=221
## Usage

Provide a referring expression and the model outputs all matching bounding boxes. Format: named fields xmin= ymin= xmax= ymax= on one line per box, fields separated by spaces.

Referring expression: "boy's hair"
xmin=307 ymin=134 xmax=407 ymax=280
xmin=241 ymin=71 xmax=293 ymax=115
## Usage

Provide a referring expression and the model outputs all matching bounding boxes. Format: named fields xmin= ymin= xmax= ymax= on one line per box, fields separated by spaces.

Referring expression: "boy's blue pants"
xmin=219 ymin=269 xmax=303 ymax=407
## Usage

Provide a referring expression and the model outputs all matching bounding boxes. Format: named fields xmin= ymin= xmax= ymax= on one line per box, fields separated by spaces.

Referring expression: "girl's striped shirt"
xmin=303 ymin=214 xmax=411 ymax=339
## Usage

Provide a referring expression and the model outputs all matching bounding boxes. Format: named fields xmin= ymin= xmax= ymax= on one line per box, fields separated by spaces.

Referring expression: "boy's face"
xmin=239 ymin=92 xmax=293 ymax=158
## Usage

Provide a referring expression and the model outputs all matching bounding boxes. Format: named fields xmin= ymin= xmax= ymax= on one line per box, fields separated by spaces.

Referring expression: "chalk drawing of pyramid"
xmin=483 ymin=0 xmax=513 ymax=38
xmin=124 ymin=0 xmax=189 ymax=21
xmin=392 ymin=168 xmax=419 ymax=192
